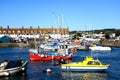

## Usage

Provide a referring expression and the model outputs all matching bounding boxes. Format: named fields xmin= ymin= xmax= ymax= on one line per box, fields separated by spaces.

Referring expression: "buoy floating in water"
xmin=46 ymin=68 xmax=51 ymax=73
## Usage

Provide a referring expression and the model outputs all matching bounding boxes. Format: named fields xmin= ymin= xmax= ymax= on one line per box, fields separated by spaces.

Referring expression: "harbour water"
xmin=0 ymin=47 xmax=120 ymax=80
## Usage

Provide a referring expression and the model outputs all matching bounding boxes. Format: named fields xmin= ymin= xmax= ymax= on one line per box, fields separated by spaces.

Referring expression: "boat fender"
xmin=38 ymin=54 xmax=41 ymax=56
xmin=22 ymin=67 xmax=25 ymax=71
xmin=6 ymin=72 xmax=9 ymax=76
xmin=69 ymin=53 xmax=73 ymax=56
xmin=60 ymin=59 xmax=65 ymax=64
xmin=63 ymin=54 xmax=65 ymax=56
xmin=0 ymin=61 xmax=8 ymax=68
xmin=45 ymin=55 xmax=48 ymax=57
xmin=46 ymin=68 xmax=51 ymax=73
xmin=52 ymin=55 xmax=54 ymax=59
xmin=41 ymin=54 xmax=44 ymax=57
xmin=2 ymin=72 xmax=9 ymax=76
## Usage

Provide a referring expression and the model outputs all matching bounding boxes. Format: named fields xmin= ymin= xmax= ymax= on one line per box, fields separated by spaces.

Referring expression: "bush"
xmin=29 ymin=42 xmax=35 ymax=48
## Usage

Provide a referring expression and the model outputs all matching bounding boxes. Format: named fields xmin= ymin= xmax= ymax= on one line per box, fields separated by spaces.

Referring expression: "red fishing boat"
xmin=29 ymin=46 xmax=76 ymax=61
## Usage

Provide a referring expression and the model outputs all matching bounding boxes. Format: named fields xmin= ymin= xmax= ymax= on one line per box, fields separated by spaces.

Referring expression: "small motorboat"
xmin=0 ymin=59 xmax=28 ymax=77
xmin=61 ymin=56 xmax=110 ymax=72
xmin=89 ymin=46 xmax=111 ymax=51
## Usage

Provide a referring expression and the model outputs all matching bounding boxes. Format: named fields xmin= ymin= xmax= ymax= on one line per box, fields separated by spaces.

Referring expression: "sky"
xmin=0 ymin=0 xmax=120 ymax=31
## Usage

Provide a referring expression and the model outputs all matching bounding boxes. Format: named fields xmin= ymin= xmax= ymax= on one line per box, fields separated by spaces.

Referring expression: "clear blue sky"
xmin=0 ymin=0 xmax=120 ymax=31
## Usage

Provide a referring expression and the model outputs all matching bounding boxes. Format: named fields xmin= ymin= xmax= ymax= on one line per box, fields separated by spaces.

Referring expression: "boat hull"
xmin=29 ymin=49 xmax=73 ymax=61
xmin=89 ymin=46 xmax=111 ymax=51
xmin=61 ymin=66 xmax=109 ymax=72
xmin=0 ymin=60 xmax=28 ymax=77
xmin=30 ymin=53 xmax=72 ymax=61
xmin=0 ymin=67 xmax=25 ymax=76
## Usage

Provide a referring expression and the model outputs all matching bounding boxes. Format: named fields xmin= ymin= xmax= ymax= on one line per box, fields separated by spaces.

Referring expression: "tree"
xmin=105 ymin=33 xmax=110 ymax=39
xmin=115 ymin=31 xmax=120 ymax=37
xmin=76 ymin=33 xmax=82 ymax=37
xmin=72 ymin=32 xmax=82 ymax=40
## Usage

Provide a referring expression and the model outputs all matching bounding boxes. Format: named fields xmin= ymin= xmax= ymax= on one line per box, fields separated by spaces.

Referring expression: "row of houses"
xmin=0 ymin=27 xmax=69 ymax=43
xmin=0 ymin=26 xmax=69 ymax=34
xmin=84 ymin=32 xmax=120 ymax=40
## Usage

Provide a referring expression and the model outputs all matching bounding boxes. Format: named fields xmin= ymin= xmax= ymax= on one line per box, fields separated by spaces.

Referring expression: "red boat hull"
xmin=29 ymin=48 xmax=77 ymax=61
xmin=29 ymin=53 xmax=72 ymax=61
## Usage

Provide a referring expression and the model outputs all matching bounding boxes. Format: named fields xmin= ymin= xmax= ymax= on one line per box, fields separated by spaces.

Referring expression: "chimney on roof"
xmin=30 ymin=26 xmax=32 ymax=29
xmin=7 ymin=25 xmax=9 ymax=29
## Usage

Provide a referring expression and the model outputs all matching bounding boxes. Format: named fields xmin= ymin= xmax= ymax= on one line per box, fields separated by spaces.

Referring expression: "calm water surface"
xmin=0 ymin=47 xmax=120 ymax=80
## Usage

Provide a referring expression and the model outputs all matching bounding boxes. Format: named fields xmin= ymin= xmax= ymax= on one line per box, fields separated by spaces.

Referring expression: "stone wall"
xmin=101 ymin=40 xmax=120 ymax=47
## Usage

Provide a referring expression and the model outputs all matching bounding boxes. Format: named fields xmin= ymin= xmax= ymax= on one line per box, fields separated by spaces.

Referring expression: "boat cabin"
xmin=82 ymin=56 xmax=103 ymax=66
xmin=87 ymin=61 xmax=101 ymax=65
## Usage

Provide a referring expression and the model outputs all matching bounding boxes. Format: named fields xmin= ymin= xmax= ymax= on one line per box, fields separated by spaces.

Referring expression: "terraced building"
xmin=0 ymin=26 xmax=69 ymax=39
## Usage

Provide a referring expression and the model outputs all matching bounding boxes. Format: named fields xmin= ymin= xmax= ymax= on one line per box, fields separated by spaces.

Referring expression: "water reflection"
xmin=0 ymin=75 xmax=27 ymax=80
xmin=26 ymin=60 xmax=62 ymax=80
xmin=62 ymin=72 xmax=108 ymax=80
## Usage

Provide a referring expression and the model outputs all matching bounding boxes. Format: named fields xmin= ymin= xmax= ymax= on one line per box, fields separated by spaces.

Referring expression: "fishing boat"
xmin=0 ymin=59 xmax=28 ymax=77
xmin=29 ymin=45 xmax=76 ymax=61
xmin=29 ymin=33 xmax=77 ymax=61
xmin=61 ymin=56 xmax=110 ymax=72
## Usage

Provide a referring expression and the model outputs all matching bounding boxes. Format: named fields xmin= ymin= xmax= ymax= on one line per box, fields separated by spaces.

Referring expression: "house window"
xmin=22 ymin=31 xmax=24 ymax=33
xmin=31 ymin=31 xmax=33 ymax=34
xmin=3 ymin=30 xmax=6 ymax=33
xmin=18 ymin=30 xmax=20 ymax=33
xmin=8 ymin=31 xmax=11 ymax=33
xmin=12 ymin=30 xmax=15 ymax=33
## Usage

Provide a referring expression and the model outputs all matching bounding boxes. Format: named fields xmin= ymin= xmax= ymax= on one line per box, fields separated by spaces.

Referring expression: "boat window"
xmin=62 ymin=46 xmax=63 ymax=49
xmin=87 ymin=61 xmax=100 ymax=65
xmin=59 ymin=46 xmax=61 ymax=49
xmin=65 ymin=45 xmax=68 ymax=48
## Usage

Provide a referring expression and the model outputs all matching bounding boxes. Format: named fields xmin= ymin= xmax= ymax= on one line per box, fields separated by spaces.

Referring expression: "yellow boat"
xmin=61 ymin=56 xmax=110 ymax=72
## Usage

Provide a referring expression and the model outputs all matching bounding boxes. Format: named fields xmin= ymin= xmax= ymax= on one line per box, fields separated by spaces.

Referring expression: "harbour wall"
xmin=0 ymin=43 xmax=29 ymax=47
xmin=101 ymin=40 xmax=120 ymax=47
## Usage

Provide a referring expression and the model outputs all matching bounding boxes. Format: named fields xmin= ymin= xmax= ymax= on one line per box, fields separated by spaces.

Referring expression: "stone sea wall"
xmin=101 ymin=40 xmax=120 ymax=47
xmin=0 ymin=43 xmax=29 ymax=47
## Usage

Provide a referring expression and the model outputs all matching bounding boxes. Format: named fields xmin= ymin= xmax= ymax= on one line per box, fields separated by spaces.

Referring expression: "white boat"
xmin=89 ymin=46 xmax=111 ymax=51
xmin=0 ymin=59 xmax=28 ymax=77
xmin=61 ymin=56 xmax=110 ymax=72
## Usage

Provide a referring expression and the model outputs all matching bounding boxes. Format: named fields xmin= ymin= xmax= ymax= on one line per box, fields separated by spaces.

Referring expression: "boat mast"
xmin=34 ymin=33 xmax=37 ymax=49
xmin=61 ymin=13 xmax=64 ymax=35
xmin=57 ymin=15 xmax=60 ymax=34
